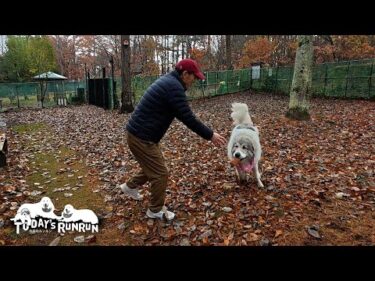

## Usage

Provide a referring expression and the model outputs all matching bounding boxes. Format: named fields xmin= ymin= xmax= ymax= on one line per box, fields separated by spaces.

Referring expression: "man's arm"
xmin=168 ymin=88 xmax=213 ymax=140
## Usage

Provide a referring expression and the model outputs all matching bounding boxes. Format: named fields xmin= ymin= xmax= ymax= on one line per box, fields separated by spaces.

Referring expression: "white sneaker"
xmin=146 ymin=206 xmax=175 ymax=221
xmin=119 ymin=183 xmax=143 ymax=201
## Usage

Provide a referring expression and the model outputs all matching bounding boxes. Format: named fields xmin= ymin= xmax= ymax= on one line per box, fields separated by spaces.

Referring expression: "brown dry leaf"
xmin=247 ymin=233 xmax=260 ymax=242
xmin=133 ymin=224 xmax=144 ymax=232
xmin=2 ymin=89 xmax=375 ymax=246
xmin=275 ymin=230 xmax=283 ymax=238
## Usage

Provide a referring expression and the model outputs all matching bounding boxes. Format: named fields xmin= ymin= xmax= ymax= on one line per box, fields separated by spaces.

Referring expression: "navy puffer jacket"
xmin=126 ymin=70 xmax=213 ymax=143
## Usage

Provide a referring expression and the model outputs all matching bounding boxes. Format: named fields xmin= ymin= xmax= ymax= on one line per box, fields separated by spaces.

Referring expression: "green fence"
xmin=108 ymin=68 xmax=251 ymax=104
xmin=129 ymin=58 xmax=375 ymax=103
xmin=0 ymin=80 xmax=86 ymax=109
xmin=1 ymin=58 xmax=374 ymax=111
xmin=112 ymin=75 xmax=161 ymax=104
xmin=251 ymin=58 xmax=375 ymax=99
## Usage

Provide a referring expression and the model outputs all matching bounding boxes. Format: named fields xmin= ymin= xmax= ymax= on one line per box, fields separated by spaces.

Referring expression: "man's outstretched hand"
xmin=211 ymin=132 xmax=226 ymax=147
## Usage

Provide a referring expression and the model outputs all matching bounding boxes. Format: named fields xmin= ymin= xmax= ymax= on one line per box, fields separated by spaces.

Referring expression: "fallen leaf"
xmin=247 ymin=233 xmax=260 ymax=242
xmin=85 ymin=235 xmax=96 ymax=244
xmin=275 ymin=230 xmax=283 ymax=238
xmin=49 ymin=237 xmax=61 ymax=246
xmin=307 ymin=226 xmax=321 ymax=239
xmin=74 ymin=236 xmax=85 ymax=243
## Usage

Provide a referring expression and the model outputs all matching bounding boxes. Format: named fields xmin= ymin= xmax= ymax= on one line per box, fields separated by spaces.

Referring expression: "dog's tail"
xmin=231 ymin=103 xmax=253 ymax=125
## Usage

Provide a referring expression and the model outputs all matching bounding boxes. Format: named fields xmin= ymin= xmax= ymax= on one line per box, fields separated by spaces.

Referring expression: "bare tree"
xmin=181 ymin=35 xmax=186 ymax=59
xmin=320 ymin=35 xmax=337 ymax=61
xmin=216 ymin=35 xmax=226 ymax=70
xmin=120 ymin=35 xmax=134 ymax=113
xmin=226 ymin=35 xmax=232 ymax=70
xmin=286 ymin=35 xmax=314 ymax=120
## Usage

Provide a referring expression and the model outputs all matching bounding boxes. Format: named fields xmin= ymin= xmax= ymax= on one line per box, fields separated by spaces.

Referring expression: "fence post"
xmin=323 ymin=63 xmax=328 ymax=96
xmin=207 ymin=72 xmax=211 ymax=99
xmin=369 ymin=60 xmax=374 ymax=99
xmin=274 ymin=66 xmax=279 ymax=93
xmin=250 ymin=67 xmax=253 ymax=90
xmin=226 ymin=70 xmax=229 ymax=94
xmin=214 ymin=72 xmax=217 ymax=96
xmin=345 ymin=61 xmax=351 ymax=98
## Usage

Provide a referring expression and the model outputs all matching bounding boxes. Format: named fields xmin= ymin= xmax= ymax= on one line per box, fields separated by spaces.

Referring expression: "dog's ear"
xmin=21 ymin=208 xmax=30 ymax=215
xmin=249 ymin=114 xmax=254 ymax=121
xmin=247 ymin=142 xmax=255 ymax=154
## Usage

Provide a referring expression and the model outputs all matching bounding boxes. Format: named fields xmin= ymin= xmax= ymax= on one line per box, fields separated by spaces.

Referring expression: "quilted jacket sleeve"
xmin=168 ymin=87 xmax=213 ymax=140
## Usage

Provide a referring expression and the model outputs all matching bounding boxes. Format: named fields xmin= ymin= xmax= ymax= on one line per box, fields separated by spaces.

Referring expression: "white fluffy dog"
xmin=11 ymin=197 xmax=59 ymax=225
xmin=11 ymin=208 xmax=32 ymax=226
xmin=227 ymin=103 xmax=264 ymax=187
xmin=60 ymin=204 xmax=98 ymax=224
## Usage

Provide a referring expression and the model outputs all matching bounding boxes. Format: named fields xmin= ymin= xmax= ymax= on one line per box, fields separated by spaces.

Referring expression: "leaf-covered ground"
xmin=1 ymin=91 xmax=374 ymax=245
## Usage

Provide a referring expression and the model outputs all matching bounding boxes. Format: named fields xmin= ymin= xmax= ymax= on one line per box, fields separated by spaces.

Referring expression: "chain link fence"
xmin=1 ymin=58 xmax=374 ymax=111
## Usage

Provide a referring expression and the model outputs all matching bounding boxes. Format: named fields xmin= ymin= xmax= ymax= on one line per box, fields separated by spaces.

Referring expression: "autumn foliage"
xmin=189 ymin=48 xmax=209 ymax=71
xmin=2 ymin=35 xmax=375 ymax=83
xmin=237 ymin=38 xmax=276 ymax=68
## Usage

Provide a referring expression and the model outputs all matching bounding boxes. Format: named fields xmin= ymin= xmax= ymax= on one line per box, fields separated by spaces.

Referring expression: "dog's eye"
xmin=234 ymin=144 xmax=239 ymax=148
xmin=242 ymin=145 xmax=247 ymax=149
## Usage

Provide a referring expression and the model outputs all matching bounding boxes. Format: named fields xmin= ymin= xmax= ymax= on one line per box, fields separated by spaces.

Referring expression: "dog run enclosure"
xmin=0 ymin=58 xmax=374 ymax=111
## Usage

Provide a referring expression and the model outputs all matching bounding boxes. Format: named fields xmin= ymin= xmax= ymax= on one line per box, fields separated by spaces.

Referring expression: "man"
xmin=121 ymin=59 xmax=226 ymax=220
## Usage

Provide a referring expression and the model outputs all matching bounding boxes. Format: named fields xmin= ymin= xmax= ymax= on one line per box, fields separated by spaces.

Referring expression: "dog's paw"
xmin=235 ymin=176 xmax=246 ymax=185
xmin=238 ymin=172 xmax=247 ymax=181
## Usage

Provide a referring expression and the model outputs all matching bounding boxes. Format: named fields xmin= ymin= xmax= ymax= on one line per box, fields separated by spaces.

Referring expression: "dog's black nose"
xmin=234 ymin=152 xmax=241 ymax=158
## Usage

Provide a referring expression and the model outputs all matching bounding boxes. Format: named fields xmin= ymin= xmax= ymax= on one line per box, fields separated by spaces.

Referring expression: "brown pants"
xmin=126 ymin=132 xmax=168 ymax=213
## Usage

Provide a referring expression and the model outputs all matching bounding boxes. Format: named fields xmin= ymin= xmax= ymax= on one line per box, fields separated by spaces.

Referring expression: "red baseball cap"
xmin=175 ymin=59 xmax=206 ymax=80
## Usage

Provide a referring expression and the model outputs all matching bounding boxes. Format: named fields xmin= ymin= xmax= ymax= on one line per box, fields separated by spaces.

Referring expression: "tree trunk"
xmin=216 ymin=35 xmax=225 ymax=70
xmin=175 ymin=35 xmax=179 ymax=64
xmin=39 ymin=81 xmax=44 ymax=108
xmin=161 ymin=35 xmax=165 ymax=74
xmin=226 ymin=35 xmax=232 ymax=70
xmin=166 ymin=35 xmax=170 ymax=72
xmin=181 ymin=35 xmax=185 ymax=59
xmin=72 ymin=35 xmax=77 ymax=79
xmin=286 ymin=35 xmax=313 ymax=120
xmin=186 ymin=36 xmax=191 ymax=57
xmin=207 ymin=35 xmax=211 ymax=53
xmin=120 ymin=35 xmax=134 ymax=113
xmin=171 ymin=35 xmax=175 ymax=65
xmin=321 ymin=35 xmax=337 ymax=61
